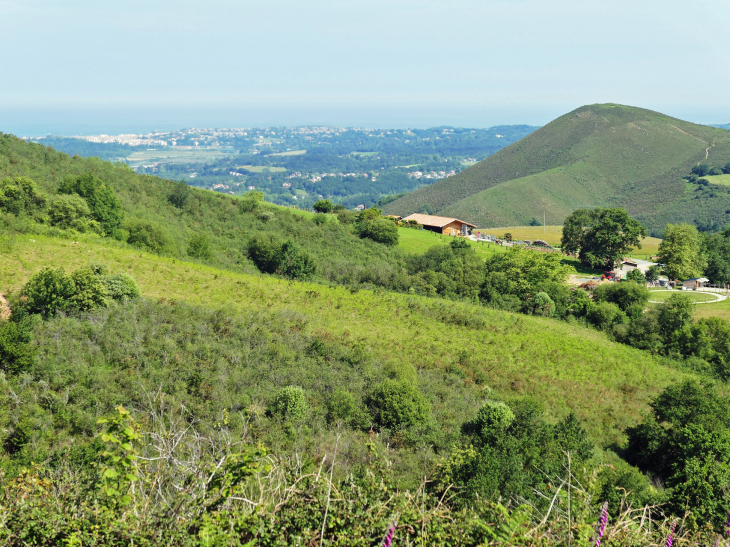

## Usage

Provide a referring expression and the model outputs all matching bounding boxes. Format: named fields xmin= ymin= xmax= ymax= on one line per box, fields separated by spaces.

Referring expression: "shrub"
xmin=0 ymin=315 xmax=34 ymax=374
xmin=587 ymin=301 xmax=627 ymax=331
xmin=692 ymin=164 xmax=710 ymax=177
xmin=168 ymin=180 xmax=191 ymax=208
xmin=270 ymin=386 xmax=308 ymax=422
xmin=101 ymin=273 xmax=141 ymax=301
xmin=337 ymin=209 xmax=357 ymax=224
xmin=48 ymin=194 xmax=100 ymax=233
xmin=187 ymin=233 xmax=212 ymax=260
xmin=20 ymin=267 xmax=75 ymax=317
xmin=248 ymin=235 xmax=283 ymax=274
xmin=326 ymin=390 xmax=368 ymax=429
xmin=366 ymin=379 xmax=430 ymax=431
xmin=626 ymin=268 xmax=646 ymax=283
xmin=59 ymin=173 xmax=124 ymax=233
xmin=0 ymin=176 xmax=46 ymax=215
xmin=312 ymin=213 xmax=328 ymax=226
xmin=356 ymin=217 xmax=399 ymax=246
xmin=709 ymin=167 xmax=724 ymax=176
xmin=124 ymin=218 xmax=175 ymax=255
xmin=527 ymin=291 xmax=556 ymax=317
xmin=69 ymin=267 xmax=108 ymax=311
xmin=278 ymin=240 xmax=316 ymax=280
xmin=462 ymin=401 xmax=515 ymax=442
xmin=593 ymin=282 xmax=649 ymax=312
xmin=313 ymin=199 xmax=334 ymax=213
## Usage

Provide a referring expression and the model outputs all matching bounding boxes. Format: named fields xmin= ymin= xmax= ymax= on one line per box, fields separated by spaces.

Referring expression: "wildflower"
xmin=594 ymin=502 xmax=608 ymax=547
xmin=381 ymin=522 xmax=397 ymax=547
xmin=726 ymin=508 xmax=730 ymax=536
xmin=665 ymin=520 xmax=676 ymax=547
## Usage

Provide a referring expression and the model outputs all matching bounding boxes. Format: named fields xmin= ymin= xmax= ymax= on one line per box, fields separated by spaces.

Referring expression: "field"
xmin=397 ymin=227 xmax=505 ymax=258
xmin=488 ymin=225 xmax=662 ymax=258
xmin=0 ymin=234 xmax=700 ymax=445
xmin=124 ymin=148 xmax=233 ymax=165
xmin=267 ymin=150 xmax=306 ymax=156
xmin=648 ymin=289 xmax=723 ymax=303
xmin=237 ymin=165 xmax=287 ymax=172
xmin=704 ymin=173 xmax=730 ymax=185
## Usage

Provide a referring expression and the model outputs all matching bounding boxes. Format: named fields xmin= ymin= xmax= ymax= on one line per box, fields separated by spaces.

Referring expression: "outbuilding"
xmin=402 ymin=213 xmax=477 ymax=236
xmin=683 ymin=277 xmax=709 ymax=290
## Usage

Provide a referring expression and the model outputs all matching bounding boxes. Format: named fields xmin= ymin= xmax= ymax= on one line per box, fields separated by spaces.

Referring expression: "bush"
xmin=593 ymin=282 xmax=649 ymax=312
xmin=59 ymin=173 xmax=124 ymax=234
xmin=124 ymin=218 xmax=175 ymax=255
xmin=313 ymin=199 xmax=334 ymax=213
xmin=527 ymin=292 xmax=555 ymax=317
xmin=312 ymin=213 xmax=328 ymax=226
xmin=101 ymin=273 xmax=141 ymax=301
xmin=626 ymin=268 xmax=645 ymax=283
xmin=0 ymin=316 xmax=34 ymax=374
xmin=692 ymin=164 xmax=711 ymax=177
xmin=326 ymin=390 xmax=368 ymax=428
xmin=278 ymin=240 xmax=316 ymax=280
xmin=187 ymin=233 xmax=212 ymax=260
xmin=69 ymin=267 xmax=108 ymax=311
xmin=587 ymin=301 xmax=627 ymax=331
xmin=337 ymin=210 xmax=357 ymax=224
xmin=20 ymin=267 xmax=75 ymax=317
xmin=356 ymin=217 xmax=399 ymax=246
xmin=168 ymin=180 xmax=191 ymax=208
xmin=48 ymin=194 xmax=99 ymax=232
xmin=709 ymin=167 xmax=724 ymax=176
xmin=270 ymin=386 xmax=308 ymax=422
xmin=366 ymin=379 xmax=430 ymax=431
xmin=0 ymin=176 xmax=46 ymax=215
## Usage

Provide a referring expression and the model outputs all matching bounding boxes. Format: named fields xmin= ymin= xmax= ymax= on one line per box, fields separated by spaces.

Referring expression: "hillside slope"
xmin=1 ymin=235 xmax=696 ymax=446
xmin=384 ymin=104 xmax=730 ymax=233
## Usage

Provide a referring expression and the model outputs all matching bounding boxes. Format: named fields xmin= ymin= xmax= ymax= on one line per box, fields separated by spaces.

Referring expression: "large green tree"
xmin=561 ymin=208 xmax=646 ymax=269
xmin=658 ymin=223 xmax=706 ymax=281
xmin=59 ymin=172 xmax=124 ymax=234
xmin=703 ymin=229 xmax=730 ymax=285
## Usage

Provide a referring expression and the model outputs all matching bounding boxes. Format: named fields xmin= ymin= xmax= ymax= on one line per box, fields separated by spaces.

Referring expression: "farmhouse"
xmin=683 ymin=277 xmax=709 ymax=290
xmin=402 ymin=213 xmax=477 ymax=236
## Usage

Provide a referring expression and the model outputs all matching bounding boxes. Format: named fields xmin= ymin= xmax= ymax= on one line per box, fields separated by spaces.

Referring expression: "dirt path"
xmin=668 ymin=124 xmax=708 ymax=145
xmin=0 ymin=293 xmax=10 ymax=320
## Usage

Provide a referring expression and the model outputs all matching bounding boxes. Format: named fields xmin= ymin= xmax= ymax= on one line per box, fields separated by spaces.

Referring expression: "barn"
xmin=402 ymin=213 xmax=477 ymax=236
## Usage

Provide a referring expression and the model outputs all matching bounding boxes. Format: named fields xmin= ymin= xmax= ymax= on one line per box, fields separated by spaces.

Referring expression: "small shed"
xmin=683 ymin=277 xmax=709 ymax=290
xmin=402 ymin=213 xmax=477 ymax=235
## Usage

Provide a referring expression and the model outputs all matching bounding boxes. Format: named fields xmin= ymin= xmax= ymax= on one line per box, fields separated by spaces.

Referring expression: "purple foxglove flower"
xmin=665 ymin=520 xmax=676 ymax=547
xmin=595 ymin=502 xmax=608 ymax=547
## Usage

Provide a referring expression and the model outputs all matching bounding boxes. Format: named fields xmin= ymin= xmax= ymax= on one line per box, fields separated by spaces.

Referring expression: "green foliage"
xmin=237 ymin=190 xmax=263 ymax=212
xmin=703 ymin=232 xmax=730 ymax=285
xmin=69 ymin=267 xmax=108 ymax=311
xmin=562 ymin=207 xmax=646 ymax=269
xmin=587 ymin=301 xmax=627 ymax=331
xmin=59 ymin=172 xmax=124 ymax=234
xmin=526 ymin=291 xmax=556 ymax=317
xmin=96 ymin=405 xmax=141 ymax=507
xmin=659 ymin=223 xmax=706 ymax=280
xmin=0 ymin=314 xmax=34 ymax=375
xmin=48 ymin=194 xmax=101 ymax=233
xmin=270 ymin=386 xmax=308 ymax=422
xmin=481 ymin=246 xmax=574 ymax=300
xmin=626 ymin=380 xmax=730 ymax=528
xmin=124 ymin=218 xmax=175 ymax=255
xmin=20 ymin=267 xmax=75 ymax=317
xmin=187 ymin=232 xmax=212 ymax=260
xmin=366 ymin=378 xmax=430 ymax=431
xmin=593 ymin=282 xmax=650 ymax=313
xmin=100 ymin=272 xmax=141 ymax=300
xmin=325 ymin=389 xmax=368 ymax=428
xmin=313 ymin=199 xmax=334 ymax=213
xmin=248 ymin=236 xmax=316 ymax=279
xmin=645 ymin=265 xmax=660 ymax=284
xmin=356 ymin=217 xmax=399 ymax=246
xmin=168 ymin=179 xmax=191 ymax=208
xmin=0 ymin=176 xmax=46 ymax=215
xmin=626 ymin=268 xmax=645 ymax=283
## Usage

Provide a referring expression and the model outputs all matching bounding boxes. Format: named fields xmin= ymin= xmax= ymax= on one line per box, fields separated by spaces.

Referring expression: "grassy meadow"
xmin=0 ymin=234 xmax=699 ymax=446
xmin=648 ymin=289 xmax=723 ymax=303
xmin=397 ymin=227 xmax=505 ymax=257
xmin=124 ymin=148 xmax=232 ymax=165
xmin=705 ymin=174 xmax=730 ymax=186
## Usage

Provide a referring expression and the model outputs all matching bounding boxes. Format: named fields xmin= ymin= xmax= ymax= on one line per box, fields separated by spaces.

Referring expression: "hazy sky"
xmin=1 ymin=0 xmax=729 ymax=132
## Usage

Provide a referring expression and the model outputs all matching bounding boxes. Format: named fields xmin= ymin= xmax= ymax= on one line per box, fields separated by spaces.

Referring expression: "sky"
xmin=1 ymin=0 xmax=728 ymax=135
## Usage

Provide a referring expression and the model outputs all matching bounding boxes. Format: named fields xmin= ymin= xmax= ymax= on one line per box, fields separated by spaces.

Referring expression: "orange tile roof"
xmin=402 ymin=213 xmax=477 ymax=228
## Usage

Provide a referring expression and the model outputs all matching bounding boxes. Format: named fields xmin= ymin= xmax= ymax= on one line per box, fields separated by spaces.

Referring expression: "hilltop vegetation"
xmin=384 ymin=104 xmax=730 ymax=235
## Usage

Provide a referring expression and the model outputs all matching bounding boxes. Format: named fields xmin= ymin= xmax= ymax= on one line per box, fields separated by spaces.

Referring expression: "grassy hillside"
xmin=384 ymin=104 xmax=730 ymax=234
xmin=1 ymin=234 xmax=697 ymax=447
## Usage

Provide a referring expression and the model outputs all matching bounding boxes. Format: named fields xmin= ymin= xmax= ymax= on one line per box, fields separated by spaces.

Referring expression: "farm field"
xmin=0 ymin=234 xmax=699 ymax=446
xmin=124 ymin=148 xmax=233 ymax=165
xmin=487 ymin=225 xmax=661 ymax=258
xmin=267 ymin=150 xmax=306 ymax=156
xmin=705 ymin=173 xmax=730 ymax=186
xmin=238 ymin=165 xmax=287 ymax=172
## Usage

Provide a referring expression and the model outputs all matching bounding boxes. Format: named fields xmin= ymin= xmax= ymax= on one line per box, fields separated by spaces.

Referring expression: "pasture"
xmin=704 ymin=174 xmax=730 ymax=186
xmin=397 ymin=228 xmax=505 ymax=258
xmin=125 ymin=148 xmax=232 ymax=165
xmin=238 ymin=165 xmax=287 ymax=173
xmin=648 ymin=289 xmax=723 ymax=304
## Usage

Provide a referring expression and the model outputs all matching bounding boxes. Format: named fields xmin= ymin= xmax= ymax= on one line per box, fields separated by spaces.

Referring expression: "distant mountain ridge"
xmin=384 ymin=104 xmax=730 ymax=235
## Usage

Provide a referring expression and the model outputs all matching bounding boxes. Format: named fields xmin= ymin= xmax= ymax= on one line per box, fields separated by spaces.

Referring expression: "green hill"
xmin=383 ymin=104 xmax=730 ymax=234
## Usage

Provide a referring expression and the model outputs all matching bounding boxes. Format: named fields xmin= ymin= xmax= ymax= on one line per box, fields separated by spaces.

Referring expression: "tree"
xmin=645 ymin=265 xmax=660 ymax=285
xmin=658 ymin=223 xmax=706 ymax=281
xmin=626 ymin=268 xmax=646 ymax=283
xmin=313 ymin=199 xmax=334 ymax=213
xmin=168 ymin=180 xmax=191 ymax=209
xmin=692 ymin=164 xmax=711 ymax=177
xmin=0 ymin=176 xmax=46 ymax=215
xmin=356 ymin=217 xmax=399 ymax=246
xmin=20 ymin=268 xmax=75 ymax=317
xmin=124 ymin=218 xmax=175 ymax=255
xmin=48 ymin=194 xmax=101 ymax=233
xmin=187 ymin=233 xmax=212 ymax=260
xmin=561 ymin=208 xmax=646 ymax=269
xmin=59 ymin=173 xmax=124 ymax=234
xmin=593 ymin=282 xmax=649 ymax=312
xmin=703 ymin=232 xmax=730 ymax=285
